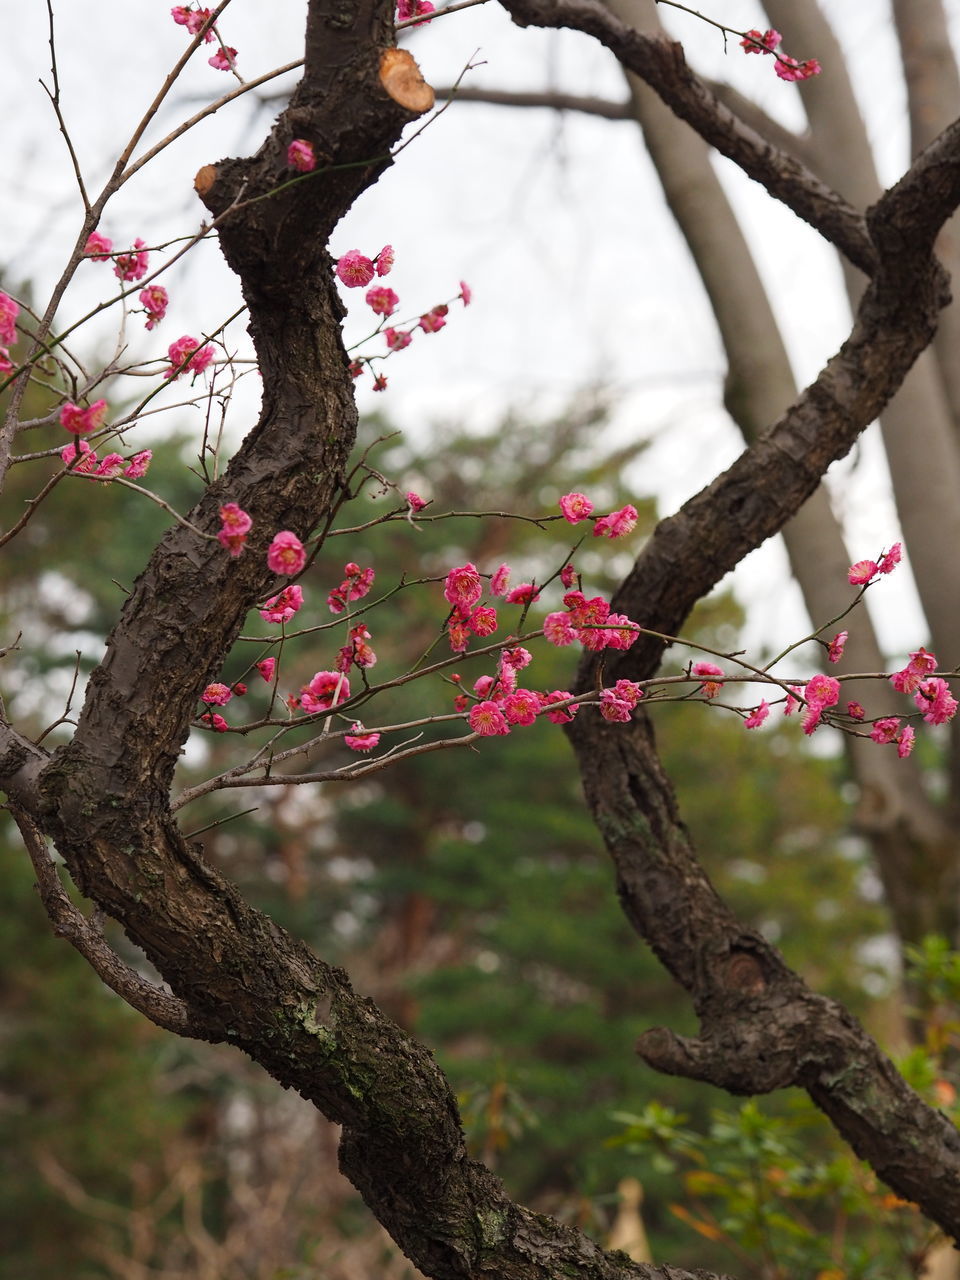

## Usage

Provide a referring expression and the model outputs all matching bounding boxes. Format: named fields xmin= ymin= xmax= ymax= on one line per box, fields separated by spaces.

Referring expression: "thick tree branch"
xmin=499 ymin=0 xmax=877 ymax=274
xmin=561 ymin=119 xmax=960 ymax=1239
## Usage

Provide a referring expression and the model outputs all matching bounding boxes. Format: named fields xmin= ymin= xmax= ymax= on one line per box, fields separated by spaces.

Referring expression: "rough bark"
xmin=6 ymin=0 xmax=960 ymax=1273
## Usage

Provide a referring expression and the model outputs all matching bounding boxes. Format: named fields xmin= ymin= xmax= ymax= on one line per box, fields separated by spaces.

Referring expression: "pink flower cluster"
xmin=801 ymin=673 xmax=840 ymax=735
xmin=848 ymin=543 xmax=902 ymax=586
xmin=328 ymin=562 xmax=375 ymax=613
xmin=218 ymin=503 xmax=252 ymax=557
xmin=740 ymin=27 xmax=821 ymax=80
xmin=444 ymin=562 xmax=499 ymax=652
xmin=114 ymin=239 xmax=150 ymax=283
xmin=336 ymin=624 xmax=377 ymax=673
xmin=336 ymin=246 xmax=394 ymax=289
xmin=171 ymin=6 xmax=236 ymax=70
xmin=890 ymin=648 xmax=958 ymax=729
xmin=61 ymin=441 xmax=152 ymax=481
xmin=140 ymin=286 xmax=168 ymax=330
xmin=559 ymin=492 xmax=638 ymax=539
xmin=260 ymin=584 xmax=303 ymax=624
xmin=544 ymin=590 xmax=640 ymax=653
xmin=600 ymin=679 xmax=643 ymax=723
xmin=165 ymin=336 xmax=215 ymax=381
xmin=466 ymin=646 xmax=580 ymax=737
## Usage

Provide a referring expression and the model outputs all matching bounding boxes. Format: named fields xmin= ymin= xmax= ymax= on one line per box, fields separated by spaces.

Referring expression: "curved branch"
xmin=498 ymin=0 xmax=877 ymax=274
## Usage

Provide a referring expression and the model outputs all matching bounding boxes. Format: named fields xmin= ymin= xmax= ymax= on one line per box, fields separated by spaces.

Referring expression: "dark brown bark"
xmin=6 ymin=0 xmax=960 ymax=1272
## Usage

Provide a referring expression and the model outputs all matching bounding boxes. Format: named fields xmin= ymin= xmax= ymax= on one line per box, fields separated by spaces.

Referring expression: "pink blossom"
xmin=218 ymin=503 xmax=253 ymax=557
xmin=60 ymin=400 xmax=107 ymax=435
xmin=375 ymin=245 xmax=395 ymax=277
xmin=203 ymin=712 xmax=229 ymax=732
xmin=740 ymin=28 xmax=780 ymax=53
xmin=505 ymin=582 xmax=540 ymax=606
xmin=202 ymin=682 xmax=232 ymax=705
xmin=468 ymin=605 xmax=498 ymax=637
xmin=365 ymin=286 xmax=399 ymax=317
xmin=783 ymin=687 xmax=801 ymax=716
xmin=891 ymin=647 xmax=938 ymax=694
xmin=775 ymin=56 xmax=821 ymax=82
xmin=385 ymin=328 xmax=412 ymax=351
xmin=540 ymin=690 xmax=579 ymax=724
xmin=693 ymin=661 xmax=724 ymax=698
xmin=914 ymin=677 xmax=959 ymax=726
xmin=490 ymin=563 xmax=511 ymax=597
xmin=372 ymin=373 xmax=387 ymax=394
xmin=171 ymin=6 xmax=214 ymax=38
xmin=209 ymin=45 xmax=238 ymax=71
xmin=473 ymin=675 xmax=496 ymax=699
xmin=611 ymin=678 xmax=642 ymax=706
xmin=336 ymin=250 xmax=376 ymax=289
xmin=114 ymin=238 xmax=149 ymax=282
xmin=287 ymin=139 xmax=316 ymax=172
xmin=419 ymin=305 xmax=448 ymax=333
xmin=406 ymin=490 xmax=427 ymax=512
xmin=560 ymin=563 xmax=577 ymax=589
xmin=444 ymin=562 xmax=483 ymax=610
xmin=328 ymin=562 xmax=375 ymax=613
xmin=501 ymin=646 xmax=532 ymax=670
xmin=61 ymin=440 xmax=98 ymax=474
xmin=448 ymin=617 xmax=471 ymax=652
xmin=256 ymin=658 xmax=276 ymax=682
xmin=95 ymin=453 xmax=124 ymax=479
xmin=469 ymin=700 xmax=510 ymax=736
xmin=396 ymin=0 xmax=435 ymax=25
xmin=232 ymin=682 xmax=247 ymax=697
xmin=83 ymin=232 xmax=113 ymax=261
xmin=559 ymin=492 xmax=594 ymax=524
xmin=348 ymin=360 xmax=364 ymax=378
xmin=827 ymin=630 xmax=848 ymax=664
xmin=267 ymin=530 xmax=307 ymax=576
xmin=802 ymin=673 xmax=841 ymax=735
xmin=165 ymin=336 xmax=215 ymax=380
xmin=453 ymin=693 xmax=469 ymax=712
xmin=123 ymin=451 xmax=152 ymax=479
xmin=0 ymin=292 xmax=17 ymax=347
xmin=744 ymin=700 xmax=770 ymax=729
xmin=503 ymin=689 xmax=540 ymax=726
xmin=139 ymin=285 xmax=168 ymax=330
xmin=0 ymin=349 xmax=12 ymax=374
xmin=344 ymin=624 xmax=377 ymax=670
xmin=847 ymin=701 xmax=865 ymax=721
xmin=300 ymin=670 xmax=350 ymax=714
xmin=593 ymin=504 xmax=638 ymax=539
xmin=259 ymin=584 xmax=304 ymax=624
xmin=897 ymin=726 xmax=916 ymax=758
xmin=604 ymin=614 xmax=640 ymax=650
xmin=871 ymin=717 xmax=901 ymax=744
xmin=805 ymin=673 xmax=841 ymax=708
xmin=345 ymin=724 xmax=381 ymax=752
xmin=848 ymin=558 xmax=879 ymax=586
xmin=600 ymin=691 xmax=633 ymax=722
xmin=459 ymin=280 xmax=472 ymax=306
xmin=879 ymin=543 xmax=902 ymax=574
xmin=544 ymin=611 xmax=577 ymax=646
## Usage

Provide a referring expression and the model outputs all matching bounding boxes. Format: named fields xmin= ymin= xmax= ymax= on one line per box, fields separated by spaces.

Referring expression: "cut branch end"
xmin=379 ymin=48 xmax=435 ymax=114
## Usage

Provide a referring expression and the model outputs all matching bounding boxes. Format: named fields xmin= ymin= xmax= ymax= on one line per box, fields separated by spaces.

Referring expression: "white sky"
xmin=3 ymin=0 xmax=956 ymax=665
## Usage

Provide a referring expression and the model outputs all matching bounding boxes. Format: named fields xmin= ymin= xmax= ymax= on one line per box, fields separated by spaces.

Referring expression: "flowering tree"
xmin=3 ymin=2 xmax=960 ymax=1277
